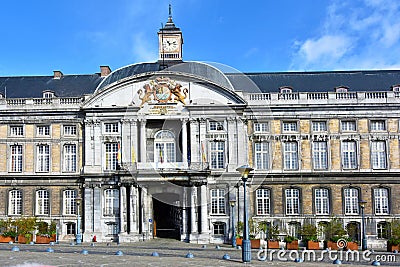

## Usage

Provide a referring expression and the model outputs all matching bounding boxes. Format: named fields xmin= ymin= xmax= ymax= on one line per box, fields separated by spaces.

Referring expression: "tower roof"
xmin=160 ymin=4 xmax=180 ymax=31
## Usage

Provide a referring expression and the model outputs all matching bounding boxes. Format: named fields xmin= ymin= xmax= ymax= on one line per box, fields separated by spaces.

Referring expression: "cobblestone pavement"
xmin=0 ymin=239 xmax=397 ymax=267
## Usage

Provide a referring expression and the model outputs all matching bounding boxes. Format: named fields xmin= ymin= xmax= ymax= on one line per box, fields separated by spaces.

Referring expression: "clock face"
xmin=162 ymin=37 xmax=179 ymax=52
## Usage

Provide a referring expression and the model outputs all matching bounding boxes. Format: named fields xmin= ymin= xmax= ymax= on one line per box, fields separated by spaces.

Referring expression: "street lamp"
xmin=229 ymin=197 xmax=236 ymax=248
xmin=359 ymin=199 xmax=367 ymax=251
xmin=76 ymin=196 xmax=82 ymax=245
xmin=236 ymin=165 xmax=254 ymax=263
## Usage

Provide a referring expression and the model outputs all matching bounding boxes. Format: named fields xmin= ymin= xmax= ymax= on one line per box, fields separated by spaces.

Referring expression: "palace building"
xmin=1 ymin=12 xmax=400 ymax=248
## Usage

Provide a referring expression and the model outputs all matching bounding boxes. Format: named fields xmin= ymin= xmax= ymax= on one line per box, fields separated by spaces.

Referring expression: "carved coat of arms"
xmin=137 ymin=77 xmax=188 ymax=107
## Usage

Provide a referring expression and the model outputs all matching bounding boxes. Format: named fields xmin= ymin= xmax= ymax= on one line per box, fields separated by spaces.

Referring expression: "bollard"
xmin=236 ymin=246 xmax=241 ymax=250
xmin=185 ymin=252 xmax=194 ymax=258
xmin=11 ymin=246 xmax=20 ymax=252
xmin=29 ymin=241 xmax=35 ymax=245
xmin=8 ymin=241 xmax=13 ymax=245
xmin=371 ymin=261 xmax=381 ymax=266
xmin=333 ymin=259 xmax=342 ymax=264
xmin=115 ymin=250 xmax=123 ymax=256
xmin=49 ymin=242 xmax=55 ymax=246
xmin=46 ymin=247 xmax=54 ymax=253
xmin=294 ymin=258 xmax=303 ymax=263
xmin=151 ymin=252 xmax=159 ymax=257
xmin=215 ymin=245 xmax=220 ymax=250
xmin=201 ymin=245 xmax=206 ymax=249
xmin=222 ymin=254 xmax=230 ymax=260
xmin=80 ymin=249 xmax=89 ymax=255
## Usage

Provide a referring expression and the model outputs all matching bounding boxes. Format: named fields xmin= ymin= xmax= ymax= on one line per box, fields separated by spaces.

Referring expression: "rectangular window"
xmin=10 ymin=126 xmax=23 ymax=136
xmin=66 ymin=222 xmax=76 ymax=235
xmin=64 ymin=144 xmax=77 ymax=172
xmin=210 ymin=141 xmax=225 ymax=169
xmin=63 ymin=190 xmax=76 ymax=215
xmin=155 ymin=142 xmax=176 ymax=163
xmin=371 ymin=141 xmax=387 ymax=169
xmin=315 ymin=188 xmax=329 ymax=215
xmin=312 ymin=121 xmax=327 ymax=132
xmin=107 ymin=223 xmax=119 ymax=235
xmin=104 ymin=123 xmax=119 ymax=133
xmin=344 ymin=188 xmax=359 ymax=215
xmin=283 ymin=122 xmax=297 ymax=132
xmin=63 ymin=125 xmax=77 ymax=136
xmin=213 ymin=222 xmax=225 ymax=235
xmin=105 ymin=143 xmax=118 ymax=170
xmin=254 ymin=142 xmax=269 ymax=170
xmin=209 ymin=121 xmax=224 ymax=131
xmin=341 ymin=141 xmax=357 ymax=169
xmin=370 ymin=120 xmax=386 ymax=131
xmin=312 ymin=141 xmax=328 ymax=170
xmin=10 ymin=145 xmax=23 ymax=172
xmin=374 ymin=188 xmax=389 ymax=215
xmin=341 ymin=121 xmax=356 ymax=131
xmin=211 ymin=189 xmax=225 ymax=214
xmin=37 ymin=125 xmax=50 ymax=136
xmin=254 ymin=122 xmax=269 ymax=133
xmin=256 ymin=189 xmax=271 ymax=215
xmin=37 ymin=144 xmax=50 ymax=172
xmin=104 ymin=189 xmax=120 ymax=216
xmin=36 ymin=190 xmax=49 ymax=215
xmin=285 ymin=188 xmax=300 ymax=215
xmin=283 ymin=142 xmax=298 ymax=170
xmin=9 ymin=190 xmax=22 ymax=215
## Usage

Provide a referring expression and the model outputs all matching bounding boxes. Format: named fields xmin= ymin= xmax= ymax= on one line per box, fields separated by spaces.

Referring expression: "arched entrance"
xmin=152 ymin=193 xmax=182 ymax=239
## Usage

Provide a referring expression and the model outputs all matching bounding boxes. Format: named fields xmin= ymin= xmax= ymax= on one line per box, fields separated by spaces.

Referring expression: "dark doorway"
xmin=153 ymin=193 xmax=182 ymax=239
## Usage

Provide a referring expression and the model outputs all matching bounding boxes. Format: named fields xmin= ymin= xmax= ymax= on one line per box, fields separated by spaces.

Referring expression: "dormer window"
xmin=43 ymin=90 xmax=55 ymax=98
xmin=279 ymin=86 xmax=293 ymax=94
xmin=335 ymin=86 xmax=349 ymax=93
xmin=391 ymin=84 xmax=400 ymax=92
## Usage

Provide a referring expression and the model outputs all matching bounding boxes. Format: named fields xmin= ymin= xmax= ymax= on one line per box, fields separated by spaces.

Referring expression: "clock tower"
xmin=158 ymin=5 xmax=183 ymax=65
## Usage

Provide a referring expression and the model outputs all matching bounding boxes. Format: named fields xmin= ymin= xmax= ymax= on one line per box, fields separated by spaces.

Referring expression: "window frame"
xmin=283 ymin=141 xmax=299 ymax=170
xmin=103 ymin=189 xmax=120 ymax=216
xmin=63 ymin=125 xmax=77 ymax=136
xmin=36 ymin=144 xmax=50 ymax=172
xmin=371 ymin=141 xmax=387 ymax=170
xmin=254 ymin=142 xmax=269 ymax=170
xmin=10 ymin=125 xmax=24 ymax=137
xmin=373 ymin=187 xmax=390 ymax=215
xmin=312 ymin=141 xmax=328 ymax=170
xmin=10 ymin=144 xmax=23 ymax=172
xmin=285 ymin=188 xmax=300 ymax=215
xmin=63 ymin=144 xmax=77 ymax=172
xmin=254 ymin=122 xmax=269 ymax=133
xmin=256 ymin=188 xmax=271 ymax=215
xmin=154 ymin=130 xmax=176 ymax=163
xmin=36 ymin=189 xmax=50 ymax=216
xmin=63 ymin=189 xmax=77 ymax=215
xmin=210 ymin=141 xmax=225 ymax=169
xmin=314 ymin=188 xmax=330 ymax=215
xmin=210 ymin=188 xmax=226 ymax=215
xmin=104 ymin=142 xmax=119 ymax=171
xmin=282 ymin=121 xmax=298 ymax=132
xmin=104 ymin=122 xmax=119 ymax=134
xmin=212 ymin=222 xmax=226 ymax=236
xmin=341 ymin=140 xmax=358 ymax=169
xmin=8 ymin=189 xmax=22 ymax=216
xmin=341 ymin=121 xmax=357 ymax=132
xmin=370 ymin=120 xmax=386 ymax=132
xmin=343 ymin=187 xmax=360 ymax=215
xmin=36 ymin=125 xmax=50 ymax=137
xmin=312 ymin=121 xmax=327 ymax=132
xmin=208 ymin=121 xmax=224 ymax=132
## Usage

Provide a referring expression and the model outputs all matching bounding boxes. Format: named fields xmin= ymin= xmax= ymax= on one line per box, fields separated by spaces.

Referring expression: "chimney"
xmin=100 ymin=66 xmax=111 ymax=77
xmin=53 ymin=70 xmax=63 ymax=79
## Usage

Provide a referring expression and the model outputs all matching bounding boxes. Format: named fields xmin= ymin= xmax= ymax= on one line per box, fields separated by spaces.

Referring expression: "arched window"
xmin=154 ymin=130 xmax=176 ymax=163
xmin=9 ymin=189 xmax=22 ymax=215
xmin=374 ymin=187 xmax=389 ymax=215
xmin=36 ymin=189 xmax=49 ymax=215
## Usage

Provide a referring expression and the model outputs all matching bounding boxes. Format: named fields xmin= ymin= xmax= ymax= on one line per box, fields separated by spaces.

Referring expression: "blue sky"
xmin=1 ymin=0 xmax=400 ymax=76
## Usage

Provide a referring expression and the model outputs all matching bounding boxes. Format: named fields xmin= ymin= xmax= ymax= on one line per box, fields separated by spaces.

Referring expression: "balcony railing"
xmin=2 ymin=97 xmax=83 ymax=108
xmin=245 ymin=91 xmax=400 ymax=105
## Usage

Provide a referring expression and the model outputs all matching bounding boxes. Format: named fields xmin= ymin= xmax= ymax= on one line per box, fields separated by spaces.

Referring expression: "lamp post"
xmin=359 ymin=199 xmax=367 ymax=251
xmin=236 ymin=165 xmax=254 ymax=263
xmin=76 ymin=196 xmax=82 ymax=245
xmin=230 ymin=198 xmax=236 ymax=248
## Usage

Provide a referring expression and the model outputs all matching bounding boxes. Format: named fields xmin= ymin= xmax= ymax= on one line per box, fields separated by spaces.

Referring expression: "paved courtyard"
xmin=0 ymin=239 xmax=397 ymax=266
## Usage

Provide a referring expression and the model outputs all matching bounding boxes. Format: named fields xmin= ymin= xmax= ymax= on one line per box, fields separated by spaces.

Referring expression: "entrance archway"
xmin=152 ymin=193 xmax=182 ymax=239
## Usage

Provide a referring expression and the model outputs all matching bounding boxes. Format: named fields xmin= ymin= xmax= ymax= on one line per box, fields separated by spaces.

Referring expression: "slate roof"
xmin=1 ymin=66 xmax=400 ymax=98
xmin=0 ymin=74 xmax=103 ymax=98
xmin=226 ymin=70 xmax=400 ymax=93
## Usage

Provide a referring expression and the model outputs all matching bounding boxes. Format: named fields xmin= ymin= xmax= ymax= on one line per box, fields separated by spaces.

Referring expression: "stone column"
xmin=93 ymin=120 xmax=102 ymax=167
xmin=189 ymin=119 xmax=199 ymax=163
xmin=131 ymin=119 xmax=138 ymax=165
xmin=190 ymin=186 xmax=198 ymax=235
xmin=227 ymin=117 xmax=237 ymax=170
xmin=181 ymin=118 xmax=188 ymax=164
xmin=120 ymin=186 xmax=127 ymax=233
xmin=200 ymin=184 xmax=209 ymax=234
xmin=129 ymin=185 xmax=139 ymax=234
xmin=181 ymin=187 xmax=189 ymax=241
xmin=93 ymin=186 xmax=102 ymax=235
xmin=140 ymin=119 xmax=147 ymax=163
xmin=83 ymin=186 xmax=93 ymax=242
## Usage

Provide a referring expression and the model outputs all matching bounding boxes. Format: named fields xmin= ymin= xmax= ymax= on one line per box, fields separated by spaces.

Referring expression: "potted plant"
xmin=49 ymin=221 xmax=57 ymax=242
xmin=323 ymin=217 xmax=347 ymax=250
xmin=35 ymin=221 xmax=51 ymax=244
xmin=345 ymin=223 xmax=359 ymax=251
xmin=15 ymin=217 xmax=36 ymax=244
xmin=284 ymin=235 xmax=299 ymax=250
xmin=249 ymin=218 xmax=261 ymax=249
xmin=301 ymin=223 xmax=320 ymax=250
xmin=388 ymin=219 xmax=400 ymax=252
xmin=266 ymin=224 xmax=280 ymax=249
xmin=235 ymin=221 xmax=244 ymax=246
xmin=0 ymin=219 xmax=17 ymax=243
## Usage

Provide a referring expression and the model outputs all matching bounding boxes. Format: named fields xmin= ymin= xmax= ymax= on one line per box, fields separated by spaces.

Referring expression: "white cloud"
xmin=290 ymin=0 xmax=400 ymax=71
xmin=131 ymin=32 xmax=158 ymax=63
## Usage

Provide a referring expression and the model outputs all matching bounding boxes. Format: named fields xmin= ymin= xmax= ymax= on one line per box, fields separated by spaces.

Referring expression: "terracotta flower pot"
xmin=267 ymin=240 xmax=280 ymax=249
xmin=0 ymin=235 xmax=15 ymax=243
xmin=324 ymin=240 xmax=339 ymax=250
xmin=18 ymin=235 xmax=33 ymax=244
xmin=236 ymin=238 xmax=242 ymax=246
xmin=35 ymin=235 xmax=51 ymax=244
xmin=345 ymin=241 xmax=359 ymax=251
xmin=286 ymin=240 xmax=298 ymax=250
xmin=250 ymin=239 xmax=261 ymax=249
xmin=306 ymin=240 xmax=320 ymax=250
xmin=387 ymin=242 xmax=400 ymax=252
